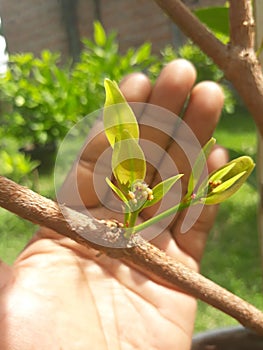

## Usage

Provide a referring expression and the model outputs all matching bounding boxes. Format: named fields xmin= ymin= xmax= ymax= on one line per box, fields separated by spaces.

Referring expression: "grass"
xmin=0 ymin=210 xmax=35 ymax=264
xmin=0 ymin=173 xmax=55 ymax=264
xmin=0 ymin=105 xmax=262 ymax=333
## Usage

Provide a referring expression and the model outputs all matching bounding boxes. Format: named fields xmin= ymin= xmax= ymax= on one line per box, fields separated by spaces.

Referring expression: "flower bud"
xmin=198 ymin=156 xmax=255 ymax=205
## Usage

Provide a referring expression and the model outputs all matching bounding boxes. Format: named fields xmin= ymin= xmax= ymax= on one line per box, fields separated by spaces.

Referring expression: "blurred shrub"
xmin=150 ymin=40 xmax=236 ymax=115
xmin=0 ymin=21 xmax=235 ymax=180
xmin=0 ymin=51 xmax=77 ymax=147
xmin=0 ymin=131 xmax=39 ymax=184
xmin=0 ymin=22 xmax=156 ymax=151
xmin=70 ymin=21 xmax=156 ymax=119
xmin=0 ymin=149 xmax=39 ymax=184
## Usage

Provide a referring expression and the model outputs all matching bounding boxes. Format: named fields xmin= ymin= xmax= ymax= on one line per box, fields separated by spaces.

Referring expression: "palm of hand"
xmin=2 ymin=226 xmax=195 ymax=350
xmin=0 ymin=60 xmax=226 ymax=350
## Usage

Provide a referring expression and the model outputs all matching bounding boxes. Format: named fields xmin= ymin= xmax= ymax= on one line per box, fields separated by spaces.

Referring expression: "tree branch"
xmin=153 ymin=0 xmax=227 ymax=67
xmin=153 ymin=0 xmax=263 ymax=138
xmin=0 ymin=175 xmax=263 ymax=335
xmin=229 ymin=0 xmax=255 ymax=48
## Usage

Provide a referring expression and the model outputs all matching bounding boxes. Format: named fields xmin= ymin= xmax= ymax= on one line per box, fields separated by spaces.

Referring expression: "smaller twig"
xmin=0 ymin=176 xmax=263 ymax=335
xmin=153 ymin=0 xmax=263 ymax=140
xmin=229 ymin=0 xmax=255 ymax=48
xmin=153 ymin=0 xmax=227 ymax=68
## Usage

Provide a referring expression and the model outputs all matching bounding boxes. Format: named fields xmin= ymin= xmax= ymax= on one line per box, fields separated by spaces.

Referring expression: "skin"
xmin=0 ymin=59 xmax=228 ymax=350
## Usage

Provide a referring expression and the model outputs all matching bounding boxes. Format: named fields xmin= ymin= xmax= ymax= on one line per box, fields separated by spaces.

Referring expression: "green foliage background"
xmin=0 ymin=21 xmax=236 ymax=182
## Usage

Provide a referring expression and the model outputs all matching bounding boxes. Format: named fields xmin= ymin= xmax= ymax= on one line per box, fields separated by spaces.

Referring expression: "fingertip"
xmin=164 ymin=59 xmax=197 ymax=83
xmin=191 ymin=81 xmax=225 ymax=119
xmin=156 ymin=59 xmax=197 ymax=92
xmin=148 ymin=59 xmax=197 ymax=113
xmin=183 ymin=81 xmax=225 ymax=145
xmin=207 ymin=144 xmax=229 ymax=173
xmin=120 ymin=72 xmax=152 ymax=102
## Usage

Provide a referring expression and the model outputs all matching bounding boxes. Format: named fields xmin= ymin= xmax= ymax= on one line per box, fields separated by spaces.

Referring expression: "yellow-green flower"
xmin=198 ymin=156 xmax=255 ymax=205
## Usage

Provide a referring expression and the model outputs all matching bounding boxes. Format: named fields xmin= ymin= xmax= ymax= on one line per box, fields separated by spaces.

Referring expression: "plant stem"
xmin=128 ymin=210 xmax=140 ymax=228
xmin=130 ymin=199 xmax=193 ymax=234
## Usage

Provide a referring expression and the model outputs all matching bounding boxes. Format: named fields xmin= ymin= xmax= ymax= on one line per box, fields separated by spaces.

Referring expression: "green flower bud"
xmin=198 ymin=156 xmax=255 ymax=205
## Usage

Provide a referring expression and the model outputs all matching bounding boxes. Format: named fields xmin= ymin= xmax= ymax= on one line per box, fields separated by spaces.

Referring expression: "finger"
xmin=57 ymin=73 xmax=152 ymax=210
xmin=165 ymin=81 xmax=224 ymax=184
xmin=171 ymin=82 xmax=225 ymax=206
xmin=147 ymin=59 xmax=196 ymax=112
xmin=141 ymin=81 xmax=224 ymax=224
xmin=181 ymin=81 xmax=225 ymax=144
xmin=139 ymin=60 xmax=197 ymax=185
xmin=145 ymin=145 xmax=228 ymax=268
xmin=173 ymin=145 xmax=229 ymax=265
xmin=120 ymin=72 xmax=152 ymax=102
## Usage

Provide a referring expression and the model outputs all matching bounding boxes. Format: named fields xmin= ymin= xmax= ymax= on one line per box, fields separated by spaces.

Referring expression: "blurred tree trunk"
xmin=254 ymin=0 xmax=263 ymax=275
xmin=61 ymin=0 xmax=81 ymax=62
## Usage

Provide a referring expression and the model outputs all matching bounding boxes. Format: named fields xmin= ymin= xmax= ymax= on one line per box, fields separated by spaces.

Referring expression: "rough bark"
xmin=0 ymin=175 xmax=263 ymax=336
xmin=229 ymin=0 xmax=254 ymax=48
xmin=153 ymin=0 xmax=263 ymax=136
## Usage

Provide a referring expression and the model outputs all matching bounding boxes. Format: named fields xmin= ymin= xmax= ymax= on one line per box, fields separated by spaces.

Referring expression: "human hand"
xmin=0 ymin=60 xmax=227 ymax=350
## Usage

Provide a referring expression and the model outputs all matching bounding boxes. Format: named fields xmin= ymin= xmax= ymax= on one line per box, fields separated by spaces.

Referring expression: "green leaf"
xmin=132 ymin=42 xmax=152 ymax=64
xmin=93 ymin=21 xmax=106 ymax=47
xmin=208 ymin=162 xmax=236 ymax=182
xmin=200 ymin=156 xmax=255 ymax=205
xmin=105 ymin=177 xmax=129 ymax=203
xmin=194 ymin=7 xmax=229 ymax=37
xmin=209 ymin=171 xmax=246 ymax=194
xmin=187 ymin=137 xmax=216 ymax=196
xmin=143 ymin=174 xmax=184 ymax=209
xmin=111 ymin=132 xmax=146 ymax=189
xmin=103 ymin=79 xmax=139 ymax=147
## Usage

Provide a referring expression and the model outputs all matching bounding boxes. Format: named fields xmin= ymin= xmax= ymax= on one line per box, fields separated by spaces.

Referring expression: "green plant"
xmin=0 ymin=22 xmax=157 ymax=157
xmin=0 ymin=51 xmax=76 ymax=147
xmin=103 ymin=79 xmax=255 ymax=236
xmin=70 ymin=21 xmax=157 ymax=116
xmin=0 ymin=132 xmax=39 ymax=185
xmin=0 ymin=20 xmax=236 ymax=163
xmin=0 ymin=149 xmax=39 ymax=184
xmin=149 ymin=42 xmax=236 ymax=115
xmin=149 ymin=4 xmax=235 ymax=116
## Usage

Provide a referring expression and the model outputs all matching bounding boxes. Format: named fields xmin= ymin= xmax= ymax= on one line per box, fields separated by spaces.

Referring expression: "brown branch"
xmin=0 ymin=175 xmax=263 ymax=335
xmin=229 ymin=0 xmax=255 ymax=48
xmin=153 ymin=0 xmax=263 ymax=138
xmin=153 ymin=0 xmax=227 ymax=68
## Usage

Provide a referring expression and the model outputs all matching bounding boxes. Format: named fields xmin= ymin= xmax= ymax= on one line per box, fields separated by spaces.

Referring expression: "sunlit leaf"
xmin=209 ymin=171 xmax=246 ymax=194
xmin=194 ymin=7 xmax=229 ymax=37
xmin=111 ymin=131 xmax=146 ymax=189
xmin=143 ymin=174 xmax=183 ymax=209
xmin=132 ymin=43 xmax=152 ymax=64
xmin=103 ymin=79 xmax=139 ymax=147
xmin=199 ymin=156 xmax=255 ymax=205
xmin=93 ymin=21 xmax=106 ymax=47
xmin=209 ymin=162 xmax=236 ymax=182
xmin=105 ymin=177 xmax=129 ymax=203
xmin=187 ymin=137 xmax=216 ymax=196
